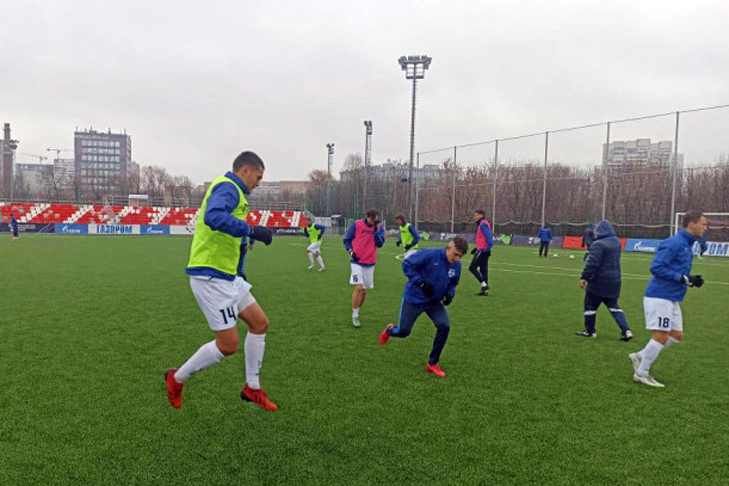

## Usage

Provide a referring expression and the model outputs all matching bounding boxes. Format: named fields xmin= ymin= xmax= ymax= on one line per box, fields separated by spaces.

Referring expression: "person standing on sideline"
xmin=575 ymin=220 xmax=633 ymax=341
xmin=10 ymin=213 xmax=19 ymax=239
xmin=378 ymin=237 xmax=467 ymax=378
xmin=469 ymin=209 xmax=493 ymax=296
xmin=582 ymin=224 xmax=595 ymax=261
xmin=395 ymin=214 xmax=420 ymax=260
xmin=165 ymin=151 xmax=279 ymax=412
xmin=303 ymin=218 xmax=326 ymax=271
xmin=537 ymin=224 xmax=552 ymax=257
xmin=629 ymin=210 xmax=707 ymax=388
xmin=343 ymin=209 xmax=385 ymax=328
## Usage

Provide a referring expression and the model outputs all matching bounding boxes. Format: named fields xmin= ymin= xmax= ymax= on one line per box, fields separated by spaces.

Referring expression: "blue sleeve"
xmin=481 ymin=223 xmax=494 ymax=248
xmin=374 ymin=227 xmax=385 ymax=248
xmin=650 ymin=241 xmax=684 ymax=283
xmin=409 ymin=225 xmax=420 ymax=245
xmin=402 ymin=250 xmax=428 ymax=282
xmin=447 ymin=264 xmax=461 ymax=297
xmin=204 ymin=183 xmax=252 ymax=238
xmin=316 ymin=224 xmax=325 ymax=239
xmin=343 ymin=224 xmax=356 ymax=251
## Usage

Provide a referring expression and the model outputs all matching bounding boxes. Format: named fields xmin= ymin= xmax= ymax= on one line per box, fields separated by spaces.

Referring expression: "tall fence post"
xmin=601 ymin=121 xmax=611 ymax=220
xmin=541 ymin=131 xmax=549 ymax=227
xmin=492 ymin=139 xmax=499 ymax=229
xmin=670 ymin=111 xmax=680 ymax=235
xmin=450 ymin=146 xmax=457 ymax=233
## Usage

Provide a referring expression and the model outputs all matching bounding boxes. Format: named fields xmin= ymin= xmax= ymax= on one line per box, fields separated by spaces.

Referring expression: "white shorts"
xmin=190 ymin=276 xmax=257 ymax=332
xmin=644 ymin=297 xmax=683 ymax=332
xmin=307 ymin=241 xmax=322 ymax=253
xmin=350 ymin=263 xmax=375 ymax=289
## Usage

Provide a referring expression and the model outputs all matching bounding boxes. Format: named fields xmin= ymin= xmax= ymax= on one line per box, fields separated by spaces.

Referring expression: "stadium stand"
xmin=1 ymin=202 xmax=306 ymax=228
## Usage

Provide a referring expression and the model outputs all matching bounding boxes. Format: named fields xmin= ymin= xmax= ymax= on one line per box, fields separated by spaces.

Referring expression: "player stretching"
xmin=165 ymin=151 xmax=278 ymax=411
xmin=304 ymin=219 xmax=326 ymax=271
xmin=575 ymin=220 xmax=633 ymax=341
xmin=469 ymin=209 xmax=493 ymax=296
xmin=343 ymin=209 xmax=385 ymax=328
xmin=629 ymin=210 xmax=707 ymax=388
xmin=378 ymin=237 xmax=467 ymax=378
xmin=395 ymin=214 xmax=420 ymax=259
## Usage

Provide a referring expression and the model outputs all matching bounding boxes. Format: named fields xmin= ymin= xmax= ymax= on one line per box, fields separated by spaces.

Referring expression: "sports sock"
xmin=637 ymin=339 xmax=664 ymax=376
xmin=583 ymin=311 xmax=597 ymax=334
xmin=307 ymin=252 xmax=315 ymax=266
xmin=316 ymin=255 xmax=325 ymax=269
xmin=481 ymin=281 xmax=488 ymax=288
xmin=664 ymin=336 xmax=680 ymax=348
xmin=352 ymin=307 xmax=360 ymax=318
xmin=244 ymin=333 xmax=266 ymax=390
xmin=174 ymin=340 xmax=224 ymax=383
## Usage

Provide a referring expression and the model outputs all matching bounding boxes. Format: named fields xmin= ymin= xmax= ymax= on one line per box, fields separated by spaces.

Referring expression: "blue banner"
xmin=54 ymin=224 xmax=88 ymax=235
xmin=625 ymin=238 xmax=661 ymax=253
xmin=140 ymin=225 xmax=170 ymax=235
xmin=700 ymin=241 xmax=729 ymax=257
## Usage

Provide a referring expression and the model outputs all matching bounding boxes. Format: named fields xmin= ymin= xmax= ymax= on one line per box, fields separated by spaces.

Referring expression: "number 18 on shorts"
xmin=644 ymin=296 xmax=683 ymax=332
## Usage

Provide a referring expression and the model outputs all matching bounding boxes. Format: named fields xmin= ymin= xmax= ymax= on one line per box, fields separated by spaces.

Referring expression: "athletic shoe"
xmin=241 ymin=386 xmax=279 ymax=412
xmin=307 ymin=265 xmax=313 ymax=271
xmin=318 ymin=267 xmax=325 ymax=272
xmin=426 ymin=363 xmax=446 ymax=378
xmin=620 ymin=330 xmax=634 ymax=342
xmin=633 ymin=373 xmax=665 ymax=388
xmin=628 ymin=352 xmax=641 ymax=372
xmin=477 ymin=288 xmax=489 ymax=296
xmin=352 ymin=316 xmax=361 ymax=328
xmin=164 ymin=368 xmax=183 ymax=409
xmin=575 ymin=330 xmax=597 ymax=338
xmin=378 ymin=324 xmax=393 ymax=345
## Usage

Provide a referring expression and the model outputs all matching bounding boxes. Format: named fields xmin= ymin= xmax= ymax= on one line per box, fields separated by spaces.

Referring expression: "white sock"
xmin=316 ymin=255 xmax=325 ymax=269
xmin=244 ymin=333 xmax=266 ymax=390
xmin=307 ymin=253 xmax=315 ymax=266
xmin=174 ymin=340 xmax=224 ymax=383
xmin=352 ymin=307 xmax=360 ymax=318
xmin=664 ymin=336 xmax=680 ymax=348
xmin=481 ymin=281 xmax=488 ymax=288
xmin=637 ymin=339 xmax=664 ymax=376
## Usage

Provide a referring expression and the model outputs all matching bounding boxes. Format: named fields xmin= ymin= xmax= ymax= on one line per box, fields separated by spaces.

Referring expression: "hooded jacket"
xmin=581 ymin=220 xmax=622 ymax=298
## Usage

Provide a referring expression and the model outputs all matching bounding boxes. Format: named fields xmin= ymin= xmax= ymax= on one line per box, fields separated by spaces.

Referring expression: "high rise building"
xmin=1 ymin=123 xmax=19 ymax=197
xmin=74 ymin=128 xmax=131 ymax=194
xmin=603 ymin=138 xmax=682 ymax=169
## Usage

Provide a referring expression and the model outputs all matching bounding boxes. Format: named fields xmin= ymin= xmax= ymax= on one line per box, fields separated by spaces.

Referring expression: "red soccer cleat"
xmin=165 ymin=368 xmax=184 ymax=409
xmin=378 ymin=324 xmax=394 ymax=346
xmin=241 ymin=385 xmax=279 ymax=412
xmin=426 ymin=363 xmax=446 ymax=378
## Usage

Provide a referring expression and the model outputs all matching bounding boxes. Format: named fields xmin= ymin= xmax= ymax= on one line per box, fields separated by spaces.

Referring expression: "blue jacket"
xmin=537 ymin=227 xmax=552 ymax=242
xmin=581 ymin=220 xmax=622 ymax=298
xmin=186 ymin=171 xmax=256 ymax=281
xmin=645 ymin=229 xmax=695 ymax=302
xmin=10 ymin=217 xmax=18 ymax=231
xmin=402 ymin=248 xmax=461 ymax=306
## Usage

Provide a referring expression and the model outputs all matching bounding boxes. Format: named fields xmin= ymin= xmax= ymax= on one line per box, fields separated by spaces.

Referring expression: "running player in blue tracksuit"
xmin=629 ymin=210 xmax=707 ymax=388
xmin=378 ymin=237 xmax=468 ymax=378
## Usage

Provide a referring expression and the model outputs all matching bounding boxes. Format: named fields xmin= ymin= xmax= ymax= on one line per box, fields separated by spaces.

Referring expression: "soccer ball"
xmin=569 ymin=255 xmax=575 ymax=259
xmin=553 ymin=253 xmax=559 ymax=257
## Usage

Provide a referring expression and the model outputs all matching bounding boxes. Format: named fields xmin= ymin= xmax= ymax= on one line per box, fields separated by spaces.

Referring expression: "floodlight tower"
xmin=363 ymin=121 xmax=372 ymax=211
xmin=398 ymin=54 xmax=432 ymax=220
xmin=326 ymin=143 xmax=335 ymax=216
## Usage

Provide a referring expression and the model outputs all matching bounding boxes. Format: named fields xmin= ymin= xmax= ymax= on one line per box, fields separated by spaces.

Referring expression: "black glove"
xmin=396 ymin=240 xmax=402 ymax=247
xmin=348 ymin=249 xmax=359 ymax=262
xmin=249 ymin=226 xmax=272 ymax=245
xmin=687 ymin=275 xmax=704 ymax=288
xmin=470 ymin=248 xmax=478 ymax=255
xmin=442 ymin=294 xmax=453 ymax=306
xmin=405 ymin=243 xmax=415 ymax=251
xmin=418 ymin=281 xmax=434 ymax=296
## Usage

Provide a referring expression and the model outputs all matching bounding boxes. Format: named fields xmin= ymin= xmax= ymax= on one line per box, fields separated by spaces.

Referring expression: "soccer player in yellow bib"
xmin=165 ymin=151 xmax=279 ymax=412
xmin=303 ymin=218 xmax=326 ymax=271
xmin=395 ymin=214 xmax=420 ymax=260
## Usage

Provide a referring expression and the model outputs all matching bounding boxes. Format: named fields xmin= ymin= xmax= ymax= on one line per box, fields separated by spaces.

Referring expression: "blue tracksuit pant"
xmin=388 ymin=300 xmax=451 ymax=364
xmin=583 ymin=291 xmax=630 ymax=334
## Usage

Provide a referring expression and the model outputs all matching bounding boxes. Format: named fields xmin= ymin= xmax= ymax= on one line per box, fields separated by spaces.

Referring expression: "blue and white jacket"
xmin=186 ymin=171 xmax=255 ymax=281
xmin=537 ymin=226 xmax=552 ymax=242
xmin=402 ymin=248 xmax=461 ymax=306
xmin=645 ymin=229 xmax=696 ymax=302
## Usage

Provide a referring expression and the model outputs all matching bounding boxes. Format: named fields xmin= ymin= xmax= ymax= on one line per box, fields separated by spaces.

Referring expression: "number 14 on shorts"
xmin=219 ymin=306 xmax=236 ymax=325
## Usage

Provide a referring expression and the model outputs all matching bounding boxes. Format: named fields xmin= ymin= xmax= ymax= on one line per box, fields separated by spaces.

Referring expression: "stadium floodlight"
xmin=399 ymin=54 xmax=432 ymax=221
xmin=363 ymin=121 xmax=372 ymax=211
xmin=326 ymin=143 xmax=335 ymax=216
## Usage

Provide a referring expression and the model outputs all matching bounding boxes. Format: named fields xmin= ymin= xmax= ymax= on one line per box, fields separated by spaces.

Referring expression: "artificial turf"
xmin=1 ymin=234 xmax=728 ymax=485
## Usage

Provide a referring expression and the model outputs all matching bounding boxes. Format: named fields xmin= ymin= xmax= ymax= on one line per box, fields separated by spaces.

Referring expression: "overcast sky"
xmin=3 ymin=0 xmax=729 ymax=182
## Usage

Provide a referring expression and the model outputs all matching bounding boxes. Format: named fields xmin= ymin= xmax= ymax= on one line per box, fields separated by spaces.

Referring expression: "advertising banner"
xmin=89 ymin=224 xmax=140 ymax=235
xmin=625 ymin=239 xmax=661 ymax=253
xmin=696 ymin=241 xmax=729 ymax=257
xmin=1 ymin=223 xmax=50 ymax=233
xmin=54 ymin=224 xmax=88 ymax=235
xmin=140 ymin=225 xmax=170 ymax=235
xmin=170 ymin=225 xmax=195 ymax=235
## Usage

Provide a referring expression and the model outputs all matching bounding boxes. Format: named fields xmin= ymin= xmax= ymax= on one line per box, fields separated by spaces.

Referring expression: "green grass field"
xmin=2 ymin=234 xmax=729 ymax=485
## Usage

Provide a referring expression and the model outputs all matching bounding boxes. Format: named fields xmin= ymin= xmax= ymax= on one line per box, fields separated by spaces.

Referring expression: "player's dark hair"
xmin=682 ymin=210 xmax=704 ymax=227
xmin=366 ymin=209 xmax=378 ymax=219
xmin=474 ymin=209 xmax=485 ymax=217
xmin=452 ymin=236 xmax=468 ymax=254
xmin=395 ymin=214 xmax=406 ymax=223
xmin=233 ymin=151 xmax=265 ymax=172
